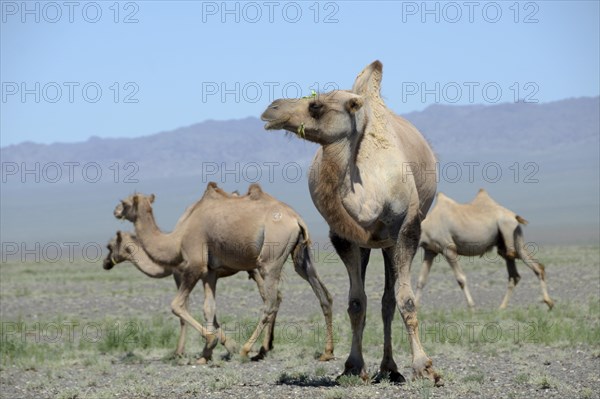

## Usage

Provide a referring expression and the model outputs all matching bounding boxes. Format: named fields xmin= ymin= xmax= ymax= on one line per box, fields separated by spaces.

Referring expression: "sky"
xmin=1 ymin=0 xmax=599 ymax=146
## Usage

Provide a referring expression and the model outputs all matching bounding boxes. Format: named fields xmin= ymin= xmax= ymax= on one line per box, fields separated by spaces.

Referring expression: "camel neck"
xmin=134 ymin=207 xmax=162 ymax=236
xmin=321 ymin=140 xmax=355 ymax=178
xmin=126 ymin=246 xmax=172 ymax=278
xmin=132 ymin=206 xmax=182 ymax=266
xmin=314 ymin=140 xmax=370 ymax=244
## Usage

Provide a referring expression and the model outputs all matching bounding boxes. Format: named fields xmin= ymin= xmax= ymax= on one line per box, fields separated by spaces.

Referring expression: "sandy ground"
xmin=1 ymin=244 xmax=599 ymax=398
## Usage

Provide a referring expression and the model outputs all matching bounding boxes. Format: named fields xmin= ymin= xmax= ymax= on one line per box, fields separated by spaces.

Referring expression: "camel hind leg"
xmin=247 ymin=270 xmax=280 ymax=352
xmin=291 ymin=233 xmax=334 ymax=361
xmin=515 ymin=227 xmax=554 ymax=309
xmin=240 ymin=254 xmax=285 ymax=360
xmin=498 ymin=216 xmax=523 ymax=259
xmin=415 ymin=249 xmax=437 ymax=307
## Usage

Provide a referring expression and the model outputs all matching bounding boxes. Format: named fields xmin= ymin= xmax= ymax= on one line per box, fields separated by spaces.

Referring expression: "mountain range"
xmin=1 ymin=97 xmax=598 ymax=248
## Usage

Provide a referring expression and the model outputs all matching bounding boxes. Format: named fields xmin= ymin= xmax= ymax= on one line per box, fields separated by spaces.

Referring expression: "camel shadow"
xmin=276 ymin=372 xmax=337 ymax=387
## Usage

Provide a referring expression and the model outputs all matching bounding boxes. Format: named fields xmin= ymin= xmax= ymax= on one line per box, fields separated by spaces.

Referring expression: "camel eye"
xmin=309 ymin=101 xmax=323 ymax=118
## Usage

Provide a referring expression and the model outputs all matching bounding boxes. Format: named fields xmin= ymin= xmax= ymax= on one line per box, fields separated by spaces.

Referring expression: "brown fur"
xmin=113 ymin=183 xmax=335 ymax=363
xmin=102 ymin=230 xmax=275 ymax=356
xmin=416 ymin=190 xmax=554 ymax=310
xmin=261 ymin=61 xmax=440 ymax=384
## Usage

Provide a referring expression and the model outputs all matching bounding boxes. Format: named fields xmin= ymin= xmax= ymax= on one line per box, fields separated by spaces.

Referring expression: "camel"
xmin=415 ymin=189 xmax=554 ymax=310
xmin=113 ymin=182 xmax=334 ymax=364
xmin=261 ymin=60 xmax=441 ymax=385
xmin=102 ymin=230 xmax=277 ymax=358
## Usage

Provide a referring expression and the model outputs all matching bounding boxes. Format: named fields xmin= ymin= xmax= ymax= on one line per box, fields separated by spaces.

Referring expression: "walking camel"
xmin=102 ymin=230 xmax=278 ymax=359
xmin=261 ymin=60 xmax=441 ymax=384
xmin=113 ymin=182 xmax=334 ymax=363
xmin=415 ymin=189 xmax=554 ymax=310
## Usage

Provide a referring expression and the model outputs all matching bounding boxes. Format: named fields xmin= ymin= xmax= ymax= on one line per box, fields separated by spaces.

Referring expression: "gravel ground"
xmin=1 ymin=244 xmax=599 ymax=398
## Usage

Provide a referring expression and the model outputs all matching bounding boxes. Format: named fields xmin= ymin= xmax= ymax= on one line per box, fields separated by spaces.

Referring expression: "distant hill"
xmin=2 ymin=97 xmax=598 ymax=180
xmin=1 ymin=97 xmax=599 ymax=248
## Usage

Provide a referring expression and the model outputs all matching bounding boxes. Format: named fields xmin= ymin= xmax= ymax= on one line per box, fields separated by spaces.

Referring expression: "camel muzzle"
xmin=260 ymin=105 xmax=290 ymax=131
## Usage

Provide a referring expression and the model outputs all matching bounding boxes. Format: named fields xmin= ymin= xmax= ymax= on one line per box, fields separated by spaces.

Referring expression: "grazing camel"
xmin=102 ymin=230 xmax=277 ymax=358
xmin=415 ymin=189 xmax=554 ymax=310
xmin=114 ymin=182 xmax=334 ymax=363
xmin=261 ymin=61 xmax=441 ymax=385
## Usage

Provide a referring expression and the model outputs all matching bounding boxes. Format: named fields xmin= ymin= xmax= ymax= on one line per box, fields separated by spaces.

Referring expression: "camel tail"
xmin=516 ymin=215 xmax=528 ymax=225
xmin=292 ymin=220 xmax=314 ymax=281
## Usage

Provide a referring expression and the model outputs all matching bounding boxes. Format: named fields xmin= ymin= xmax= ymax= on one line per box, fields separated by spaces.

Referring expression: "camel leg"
xmin=170 ymin=271 xmax=228 ymax=363
xmin=499 ymin=255 xmax=521 ymax=309
xmin=372 ymin=249 xmax=405 ymax=384
xmin=415 ymin=249 xmax=437 ymax=307
xmin=240 ymin=261 xmax=283 ymax=360
xmin=198 ymin=270 xmax=232 ymax=364
xmin=247 ymin=269 xmax=281 ymax=355
xmin=515 ymin=228 xmax=554 ymax=309
xmin=330 ymin=232 xmax=369 ymax=381
xmin=173 ymin=271 xmax=187 ymax=356
xmin=393 ymin=216 xmax=441 ymax=385
xmin=443 ymin=247 xmax=475 ymax=309
xmin=498 ymin=221 xmax=518 ymax=259
xmin=291 ymin=239 xmax=335 ymax=361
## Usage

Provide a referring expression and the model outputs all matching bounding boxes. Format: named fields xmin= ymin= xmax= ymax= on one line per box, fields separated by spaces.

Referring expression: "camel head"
xmin=103 ymin=231 xmax=135 ymax=270
xmin=114 ymin=193 xmax=155 ymax=222
xmin=261 ymin=60 xmax=385 ymax=145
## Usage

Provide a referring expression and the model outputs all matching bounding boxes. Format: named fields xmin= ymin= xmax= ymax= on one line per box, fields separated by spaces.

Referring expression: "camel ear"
xmin=149 ymin=194 xmax=155 ymax=203
xmin=133 ymin=195 xmax=139 ymax=206
xmin=352 ymin=60 xmax=383 ymax=97
xmin=345 ymin=97 xmax=364 ymax=114
xmin=116 ymin=231 xmax=122 ymax=243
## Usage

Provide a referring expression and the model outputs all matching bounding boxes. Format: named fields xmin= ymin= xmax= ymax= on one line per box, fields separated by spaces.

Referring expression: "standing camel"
xmin=114 ymin=182 xmax=334 ymax=364
xmin=102 ymin=230 xmax=278 ymax=358
xmin=415 ymin=189 xmax=554 ymax=310
xmin=261 ymin=60 xmax=441 ymax=384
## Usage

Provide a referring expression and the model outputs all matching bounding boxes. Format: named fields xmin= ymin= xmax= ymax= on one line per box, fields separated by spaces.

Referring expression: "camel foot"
xmin=168 ymin=351 xmax=185 ymax=359
xmin=372 ymin=370 xmax=406 ymax=385
xmin=196 ymin=356 xmax=210 ymax=365
xmin=545 ymin=298 xmax=555 ymax=310
xmin=250 ymin=347 xmax=268 ymax=362
xmin=317 ymin=351 xmax=335 ymax=362
xmin=222 ymin=338 xmax=238 ymax=355
xmin=337 ymin=363 xmax=369 ymax=383
xmin=412 ymin=357 xmax=443 ymax=387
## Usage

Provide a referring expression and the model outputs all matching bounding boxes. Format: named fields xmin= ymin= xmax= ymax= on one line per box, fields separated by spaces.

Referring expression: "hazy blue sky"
xmin=1 ymin=0 xmax=599 ymax=145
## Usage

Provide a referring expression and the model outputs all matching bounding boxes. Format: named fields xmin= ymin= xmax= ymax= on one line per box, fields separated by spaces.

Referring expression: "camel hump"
xmin=204 ymin=181 xmax=230 ymax=199
xmin=475 ymin=188 xmax=490 ymax=199
xmin=247 ymin=183 xmax=264 ymax=200
xmin=436 ymin=192 xmax=454 ymax=204
xmin=516 ymin=215 xmax=528 ymax=225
